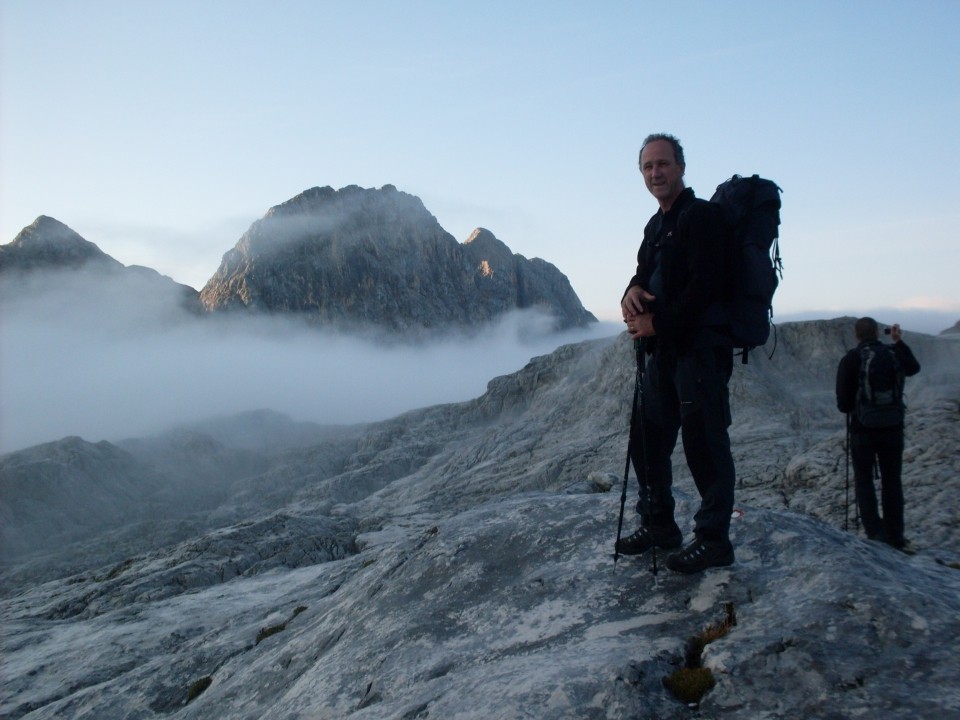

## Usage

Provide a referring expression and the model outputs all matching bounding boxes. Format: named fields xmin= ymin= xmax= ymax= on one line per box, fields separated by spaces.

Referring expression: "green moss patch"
xmin=664 ymin=667 xmax=716 ymax=704
xmin=255 ymin=604 xmax=309 ymax=645
xmin=664 ymin=601 xmax=736 ymax=706
xmin=186 ymin=676 xmax=212 ymax=703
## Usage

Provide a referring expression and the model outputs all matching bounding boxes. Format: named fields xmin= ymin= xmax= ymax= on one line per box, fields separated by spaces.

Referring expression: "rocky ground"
xmin=2 ymin=319 xmax=959 ymax=719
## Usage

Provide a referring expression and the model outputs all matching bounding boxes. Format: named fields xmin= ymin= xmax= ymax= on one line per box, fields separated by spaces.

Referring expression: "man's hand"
xmin=621 ymin=285 xmax=655 ymax=318
xmin=624 ymin=311 xmax=656 ymax=340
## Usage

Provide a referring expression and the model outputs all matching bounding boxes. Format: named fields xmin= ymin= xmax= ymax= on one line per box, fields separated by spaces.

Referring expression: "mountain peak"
xmin=264 ymin=183 xmax=428 ymax=224
xmin=200 ymin=184 xmax=596 ymax=333
xmin=1 ymin=216 xmax=121 ymax=273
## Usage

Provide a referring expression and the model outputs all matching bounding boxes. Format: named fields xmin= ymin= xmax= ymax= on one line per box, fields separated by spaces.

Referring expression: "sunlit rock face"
xmin=199 ymin=184 xmax=597 ymax=334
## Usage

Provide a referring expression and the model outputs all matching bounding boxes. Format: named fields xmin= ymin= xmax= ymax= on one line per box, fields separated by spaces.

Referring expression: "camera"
xmin=884 ymin=327 xmax=891 ymax=335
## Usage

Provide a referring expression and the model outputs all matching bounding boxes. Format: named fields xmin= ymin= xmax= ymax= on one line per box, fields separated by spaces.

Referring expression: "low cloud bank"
xmin=0 ymin=271 xmax=617 ymax=454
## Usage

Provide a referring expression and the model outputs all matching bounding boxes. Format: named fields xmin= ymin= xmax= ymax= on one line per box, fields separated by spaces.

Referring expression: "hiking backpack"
xmin=709 ymin=174 xmax=783 ymax=363
xmin=856 ymin=342 xmax=905 ymax=428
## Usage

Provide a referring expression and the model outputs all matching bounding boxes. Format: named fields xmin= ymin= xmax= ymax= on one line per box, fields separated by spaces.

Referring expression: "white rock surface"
xmin=2 ymin=319 xmax=959 ymax=718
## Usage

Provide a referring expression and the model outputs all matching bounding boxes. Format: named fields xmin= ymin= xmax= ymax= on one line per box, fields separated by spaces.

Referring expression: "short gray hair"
xmin=639 ymin=133 xmax=685 ymax=167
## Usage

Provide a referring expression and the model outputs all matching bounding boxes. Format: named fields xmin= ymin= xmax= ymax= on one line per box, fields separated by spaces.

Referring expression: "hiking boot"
xmin=616 ymin=524 xmax=683 ymax=556
xmin=888 ymin=538 xmax=916 ymax=555
xmin=666 ymin=538 xmax=734 ymax=574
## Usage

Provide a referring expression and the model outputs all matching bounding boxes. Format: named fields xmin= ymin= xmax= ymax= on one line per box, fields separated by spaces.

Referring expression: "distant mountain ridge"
xmin=942 ymin=319 xmax=960 ymax=335
xmin=1 ymin=186 xmax=596 ymax=335
xmin=199 ymin=184 xmax=596 ymax=333
xmin=0 ymin=216 xmax=204 ymax=313
xmin=0 ymin=216 xmax=123 ymax=273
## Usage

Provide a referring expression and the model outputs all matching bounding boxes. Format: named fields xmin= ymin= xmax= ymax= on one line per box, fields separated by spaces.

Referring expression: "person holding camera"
xmin=617 ymin=133 xmax=737 ymax=574
xmin=836 ymin=317 xmax=921 ymax=550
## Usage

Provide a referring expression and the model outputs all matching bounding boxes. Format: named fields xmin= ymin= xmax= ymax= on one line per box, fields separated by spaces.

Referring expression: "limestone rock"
xmin=2 ymin=319 xmax=959 ymax=718
xmin=199 ymin=185 xmax=597 ymax=334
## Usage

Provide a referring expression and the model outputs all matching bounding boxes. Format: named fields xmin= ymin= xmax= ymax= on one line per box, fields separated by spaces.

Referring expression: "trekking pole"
xmin=853 ymin=455 xmax=865 ymax=533
xmin=844 ymin=414 xmax=850 ymax=531
xmin=634 ymin=339 xmax=658 ymax=575
xmin=613 ymin=348 xmax=641 ymax=571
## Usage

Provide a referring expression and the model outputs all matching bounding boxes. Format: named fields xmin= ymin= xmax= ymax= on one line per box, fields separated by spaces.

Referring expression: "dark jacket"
xmin=625 ymin=187 xmax=729 ymax=351
xmin=836 ymin=339 xmax=921 ymax=431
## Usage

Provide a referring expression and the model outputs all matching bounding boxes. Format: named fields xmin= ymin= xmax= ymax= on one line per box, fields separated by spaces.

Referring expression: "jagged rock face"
xmin=199 ymin=184 xmax=597 ymax=333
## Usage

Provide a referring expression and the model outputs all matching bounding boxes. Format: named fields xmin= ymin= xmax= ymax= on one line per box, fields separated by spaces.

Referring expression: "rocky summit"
xmin=0 ymin=216 xmax=123 ymax=274
xmin=0 ymin=216 xmax=203 ymax=314
xmin=2 ymin=319 xmax=959 ymax=718
xmin=198 ymin=184 xmax=597 ymax=334
xmin=2 ymin=187 xmax=596 ymax=338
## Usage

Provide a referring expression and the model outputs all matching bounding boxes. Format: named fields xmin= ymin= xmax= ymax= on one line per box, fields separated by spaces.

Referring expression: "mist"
xmin=0 ymin=270 xmax=616 ymax=455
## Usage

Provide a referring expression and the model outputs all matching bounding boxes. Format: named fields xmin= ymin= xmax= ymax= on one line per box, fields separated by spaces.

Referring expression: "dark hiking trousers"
xmin=850 ymin=426 xmax=905 ymax=546
xmin=629 ymin=343 xmax=736 ymax=541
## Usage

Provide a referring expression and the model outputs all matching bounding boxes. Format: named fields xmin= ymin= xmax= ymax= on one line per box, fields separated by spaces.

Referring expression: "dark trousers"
xmin=850 ymin=427 xmax=905 ymax=546
xmin=630 ymin=344 xmax=736 ymax=541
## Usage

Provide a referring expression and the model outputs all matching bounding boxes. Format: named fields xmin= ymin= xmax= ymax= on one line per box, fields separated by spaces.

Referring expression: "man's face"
xmin=640 ymin=139 xmax=685 ymax=210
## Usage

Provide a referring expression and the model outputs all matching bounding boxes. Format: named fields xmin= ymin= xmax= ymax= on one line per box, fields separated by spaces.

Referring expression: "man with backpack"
xmin=617 ymin=133 xmax=737 ymax=574
xmin=836 ymin=317 xmax=920 ymax=550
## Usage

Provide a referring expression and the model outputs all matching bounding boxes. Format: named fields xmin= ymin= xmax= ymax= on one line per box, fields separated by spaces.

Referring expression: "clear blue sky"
xmin=2 ymin=0 xmax=958 ymax=327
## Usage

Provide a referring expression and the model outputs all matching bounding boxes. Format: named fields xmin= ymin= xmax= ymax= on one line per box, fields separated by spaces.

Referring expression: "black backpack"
xmin=709 ymin=175 xmax=783 ymax=363
xmin=856 ymin=342 xmax=905 ymax=428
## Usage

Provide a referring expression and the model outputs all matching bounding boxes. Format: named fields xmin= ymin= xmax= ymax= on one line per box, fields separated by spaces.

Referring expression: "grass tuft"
xmin=186 ymin=676 xmax=212 ymax=703
xmin=663 ymin=667 xmax=716 ymax=705
xmin=255 ymin=605 xmax=309 ymax=645
xmin=664 ymin=602 xmax=736 ymax=706
xmin=255 ymin=622 xmax=286 ymax=645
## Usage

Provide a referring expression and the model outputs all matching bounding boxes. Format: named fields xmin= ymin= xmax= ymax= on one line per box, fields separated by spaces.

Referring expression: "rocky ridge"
xmin=2 ymin=186 xmax=596 ymax=337
xmin=0 ymin=216 xmax=122 ymax=273
xmin=198 ymin=184 xmax=596 ymax=333
xmin=2 ymin=319 xmax=959 ymax=718
xmin=0 ymin=216 xmax=203 ymax=314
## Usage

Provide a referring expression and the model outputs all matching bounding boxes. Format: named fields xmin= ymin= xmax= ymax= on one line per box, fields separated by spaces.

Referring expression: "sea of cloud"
xmin=0 ymin=270 xmax=618 ymax=454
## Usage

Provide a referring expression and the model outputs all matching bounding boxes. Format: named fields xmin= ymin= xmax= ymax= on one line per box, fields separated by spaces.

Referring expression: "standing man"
xmin=836 ymin=318 xmax=920 ymax=550
xmin=617 ymin=133 xmax=737 ymax=574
